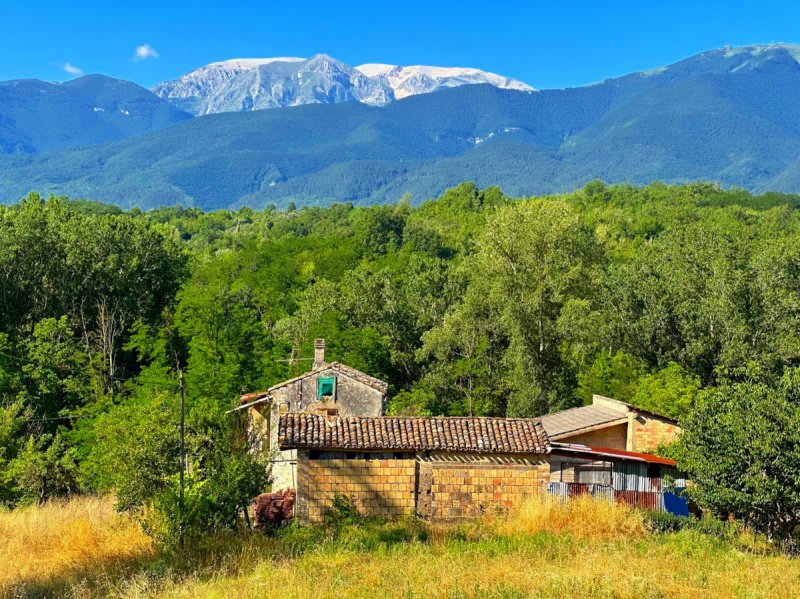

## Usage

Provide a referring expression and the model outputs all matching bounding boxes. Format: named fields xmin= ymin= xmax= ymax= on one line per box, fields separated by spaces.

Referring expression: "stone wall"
xmin=556 ymin=423 xmax=627 ymax=450
xmin=295 ymin=450 xmax=416 ymax=523
xmin=631 ymin=413 xmax=680 ymax=452
xmin=250 ymin=368 xmax=386 ymax=491
xmin=418 ymin=453 xmax=549 ymax=520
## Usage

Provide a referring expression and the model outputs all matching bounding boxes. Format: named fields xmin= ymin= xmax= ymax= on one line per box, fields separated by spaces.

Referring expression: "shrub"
xmin=643 ymin=510 xmax=737 ymax=540
xmin=324 ymin=494 xmax=364 ymax=526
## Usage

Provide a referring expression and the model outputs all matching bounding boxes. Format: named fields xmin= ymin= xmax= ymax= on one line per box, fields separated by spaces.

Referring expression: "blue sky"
xmin=1 ymin=0 xmax=798 ymax=89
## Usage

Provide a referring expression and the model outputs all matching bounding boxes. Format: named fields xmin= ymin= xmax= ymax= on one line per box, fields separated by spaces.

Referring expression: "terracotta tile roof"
xmin=278 ymin=414 xmax=549 ymax=454
xmin=540 ymin=405 xmax=629 ymax=438
xmin=239 ymin=391 xmax=271 ymax=405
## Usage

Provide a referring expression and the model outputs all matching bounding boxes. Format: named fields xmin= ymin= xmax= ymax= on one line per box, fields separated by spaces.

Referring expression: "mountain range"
xmin=0 ymin=75 xmax=191 ymax=153
xmin=151 ymin=54 xmax=533 ymax=115
xmin=2 ymin=45 xmax=800 ymax=208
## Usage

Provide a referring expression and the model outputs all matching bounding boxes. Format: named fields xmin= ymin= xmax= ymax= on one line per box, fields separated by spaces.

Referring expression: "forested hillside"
xmin=3 ymin=181 xmax=800 ymax=536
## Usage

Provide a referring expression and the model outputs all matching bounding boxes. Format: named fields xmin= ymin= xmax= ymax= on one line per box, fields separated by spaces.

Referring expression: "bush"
xmin=643 ymin=510 xmax=737 ymax=540
xmin=643 ymin=511 xmax=694 ymax=533
xmin=324 ymin=494 xmax=364 ymax=526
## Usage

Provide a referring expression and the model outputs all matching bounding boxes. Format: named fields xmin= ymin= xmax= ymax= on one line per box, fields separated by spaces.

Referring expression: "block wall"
xmin=555 ymin=423 xmax=627 ymax=450
xmin=631 ymin=414 xmax=680 ymax=452
xmin=295 ymin=451 xmax=416 ymax=523
xmin=419 ymin=454 xmax=550 ymax=520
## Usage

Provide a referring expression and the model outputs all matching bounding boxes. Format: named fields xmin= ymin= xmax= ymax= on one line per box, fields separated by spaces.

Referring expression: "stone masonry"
xmin=554 ymin=423 xmax=627 ymax=450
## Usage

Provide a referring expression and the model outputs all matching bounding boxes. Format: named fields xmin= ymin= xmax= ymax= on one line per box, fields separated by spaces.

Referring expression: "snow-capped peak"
xmin=355 ymin=63 xmax=397 ymax=78
xmin=153 ymin=54 xmax=534 ymax=115
xmin=356 ymin=63 xmax=534 ymax=99
xmin=206 ymin=57 xmax=306 ymax=69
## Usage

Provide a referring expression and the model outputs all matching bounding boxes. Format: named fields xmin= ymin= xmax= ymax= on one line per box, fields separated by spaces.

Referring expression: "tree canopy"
xmin=3 ymin=181 xmax=800 ymax=539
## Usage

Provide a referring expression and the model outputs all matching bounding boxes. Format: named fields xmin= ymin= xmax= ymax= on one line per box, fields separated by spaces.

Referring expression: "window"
xmin=647 ymin=464 xmax=661 ymax=479
xmin=317 ymin=376 xmax=336 ymax=400
xmin=574 ymin=463 xmax=612 ymax=486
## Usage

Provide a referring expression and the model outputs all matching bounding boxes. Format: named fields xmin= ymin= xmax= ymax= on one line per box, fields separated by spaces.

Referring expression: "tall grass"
xmin=0 ymin=495 xmax=153 ymax=596
xmin=3 ymin=494 xmax=800 ymax=598
xmin=491 ymin=493 xmax=646 ymax=540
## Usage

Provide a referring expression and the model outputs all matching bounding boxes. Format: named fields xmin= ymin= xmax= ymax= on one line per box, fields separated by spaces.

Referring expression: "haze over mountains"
xmin=2 ymin=44 xmax=800 ymax=209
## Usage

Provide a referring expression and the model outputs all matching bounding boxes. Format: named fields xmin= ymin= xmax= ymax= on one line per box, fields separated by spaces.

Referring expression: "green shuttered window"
xmin=317 ymin=376 xmax=336 ymax=399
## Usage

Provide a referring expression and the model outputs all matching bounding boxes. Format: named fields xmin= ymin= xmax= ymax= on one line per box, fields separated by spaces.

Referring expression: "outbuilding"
xmin=278 ymin=413 xmax=688 ymax=523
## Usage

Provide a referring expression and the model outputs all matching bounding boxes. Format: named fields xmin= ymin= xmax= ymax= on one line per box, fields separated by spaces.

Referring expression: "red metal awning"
xmin=550 ymin=442 xmax=677 ymax=466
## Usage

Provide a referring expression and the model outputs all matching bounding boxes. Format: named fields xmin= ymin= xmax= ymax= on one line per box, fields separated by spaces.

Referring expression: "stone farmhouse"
xmin=235 ymin=339 xmax=687 ymax=523
xmin=231 ymin=339 xmax=387 ymax=489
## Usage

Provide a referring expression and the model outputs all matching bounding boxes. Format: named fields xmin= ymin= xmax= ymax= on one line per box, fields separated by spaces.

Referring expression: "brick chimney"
xmin=313 ymin=339 xmax=326 ymax=369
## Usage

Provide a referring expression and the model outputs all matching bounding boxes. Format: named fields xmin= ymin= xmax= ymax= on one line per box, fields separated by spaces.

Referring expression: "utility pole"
xmin=178 ymin=368 xmax=186 ymax=547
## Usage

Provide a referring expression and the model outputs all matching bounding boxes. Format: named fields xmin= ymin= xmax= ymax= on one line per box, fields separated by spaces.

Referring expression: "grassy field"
xmin=2 ymin=495 xmax=799 ymax=599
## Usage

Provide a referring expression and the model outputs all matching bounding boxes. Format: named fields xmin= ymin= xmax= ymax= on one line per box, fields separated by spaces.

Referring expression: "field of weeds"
xmin=2 ymin=494 xmax=799 ymax=599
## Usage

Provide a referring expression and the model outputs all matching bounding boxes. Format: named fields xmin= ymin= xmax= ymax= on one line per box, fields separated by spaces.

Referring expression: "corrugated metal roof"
xmin=540 ymin=404 xmax=628 ymax=437
xmin=278 ymin=414 xmax=549 ymax=454
xmin=550 ymin=442 xmax=678 ymax=466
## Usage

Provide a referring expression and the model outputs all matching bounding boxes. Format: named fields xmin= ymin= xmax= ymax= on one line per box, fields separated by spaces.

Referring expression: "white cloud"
xmin=62 ymin=63 xmax=84 ymax=76
xmin=134 ymin=44 xmax=159 ymax=61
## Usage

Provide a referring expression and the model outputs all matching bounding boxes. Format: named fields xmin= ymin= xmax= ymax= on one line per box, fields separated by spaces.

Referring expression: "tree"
xmin=674 ymin=370 xmax=800 ymax=540
xmin=630 ymin=362 xmax=699 ymax=419
xmin=575 ymin=350 xmax=646 ymax=406
xmin=427 ymin=199 xmax=602 ymax=417
xmin=416 ymin=286 xmax=508 ymax=416
xmin=9 ymin=433 xmax=78 ymax=504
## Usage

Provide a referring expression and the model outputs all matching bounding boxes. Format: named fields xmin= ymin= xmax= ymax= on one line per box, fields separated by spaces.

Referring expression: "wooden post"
xmin=178 ymin=369 xmax=186 ymax=546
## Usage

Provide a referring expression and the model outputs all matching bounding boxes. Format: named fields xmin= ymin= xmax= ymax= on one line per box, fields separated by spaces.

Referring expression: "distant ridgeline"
xmin=3 ymin=45 xmax=800 ymax=209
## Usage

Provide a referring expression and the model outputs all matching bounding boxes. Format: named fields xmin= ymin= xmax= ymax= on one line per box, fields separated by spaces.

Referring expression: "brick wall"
xmin=631 ymin=414 xmax=680 ymax=452
xmin=295 ymin=450 xmax=416 ymax=523
xmin=419 ymin=453 xmax=549 ymax=520
xmin=556 ymin=423 xmax=627 ymax=450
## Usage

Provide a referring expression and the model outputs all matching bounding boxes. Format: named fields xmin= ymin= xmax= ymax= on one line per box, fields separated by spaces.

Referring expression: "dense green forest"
xmin=3 ymin=181 xmax=800 ymax=539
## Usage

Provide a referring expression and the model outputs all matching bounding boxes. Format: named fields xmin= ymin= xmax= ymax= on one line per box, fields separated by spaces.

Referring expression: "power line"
xmin=21 ymin=415 xmax=83 ymax=423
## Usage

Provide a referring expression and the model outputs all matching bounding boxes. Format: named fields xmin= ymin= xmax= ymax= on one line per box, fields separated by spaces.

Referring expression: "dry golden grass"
xmin=154 ymin=497 xmax=797 ymax=599
xmin=3 ymin=494 xmax=800 ymax=599
xmin=0 ymin=495 xmax=154 ymax=597
xmin=490 ymin=493 xmax=646 ymax=540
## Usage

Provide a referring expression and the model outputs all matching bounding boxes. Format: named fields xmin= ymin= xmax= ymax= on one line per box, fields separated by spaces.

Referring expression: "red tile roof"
xmin=278 ymin=414 xmax=549 ymax=454
xmin=239 ymin=391 xmax=270 ymax=405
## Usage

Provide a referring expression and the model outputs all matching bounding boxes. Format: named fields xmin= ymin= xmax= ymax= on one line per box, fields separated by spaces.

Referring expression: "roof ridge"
xmin=267 ymin=361 xmax=388 ymax=393
xmin=278 ymin=413 xmax=548 ymax=454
